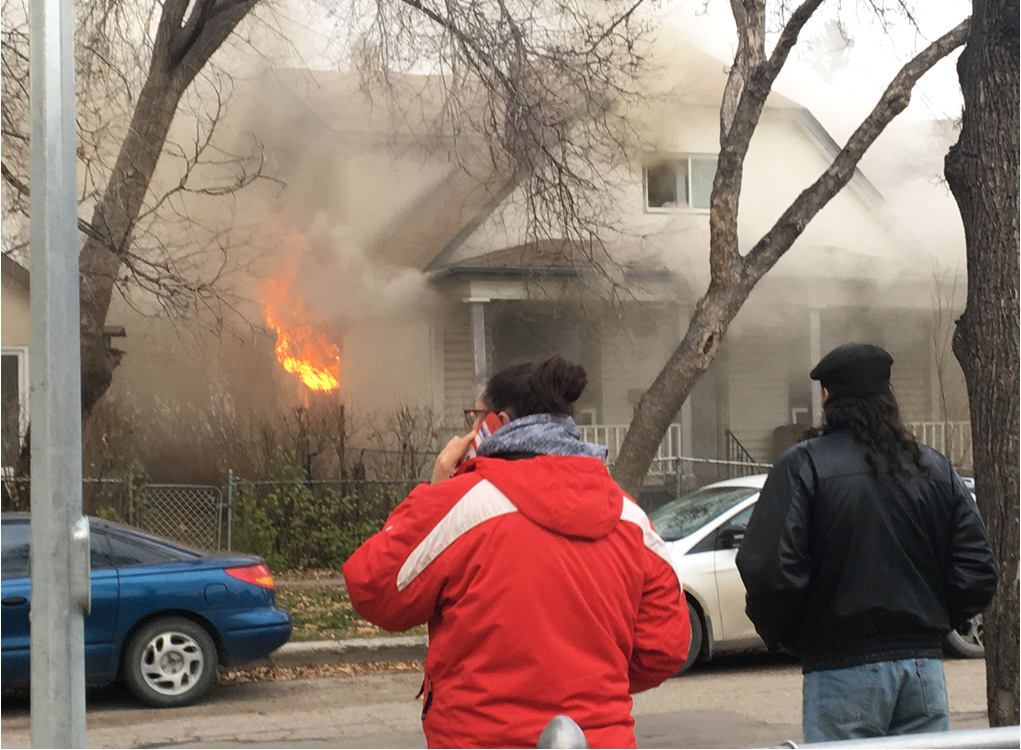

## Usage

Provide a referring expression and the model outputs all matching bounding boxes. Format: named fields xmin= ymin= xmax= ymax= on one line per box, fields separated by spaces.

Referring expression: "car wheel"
xmin=943 ymin=614 xmax=984 ymax=659
xmin=678 ymin=598 xmax=704 ymax=675
xmin=122 ymin=617 xmax=218 ymax=707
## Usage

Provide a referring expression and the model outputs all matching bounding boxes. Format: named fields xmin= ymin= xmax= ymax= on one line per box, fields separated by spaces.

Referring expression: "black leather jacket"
xmin=735 ymin=429 xmax=999 ymax=673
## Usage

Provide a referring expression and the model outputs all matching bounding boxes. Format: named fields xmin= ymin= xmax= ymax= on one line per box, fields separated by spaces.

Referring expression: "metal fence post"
xmin=227 ymin=469 xmax=235 ymax=551
xmin=28 ymin=0 xmax=86 ymax=740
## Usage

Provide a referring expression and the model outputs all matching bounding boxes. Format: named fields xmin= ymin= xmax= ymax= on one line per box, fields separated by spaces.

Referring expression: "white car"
xmin=648 ymin=475 xmax=767 ymax=672
xmin=648 ymin=475 xmax=984 ymax=672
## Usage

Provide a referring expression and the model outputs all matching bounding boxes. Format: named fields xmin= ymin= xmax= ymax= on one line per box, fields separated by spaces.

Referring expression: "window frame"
xmin=642 ymin=154 xmax=718 ymax=213
xmin=1 ymin=346 xmax=29 ymax=475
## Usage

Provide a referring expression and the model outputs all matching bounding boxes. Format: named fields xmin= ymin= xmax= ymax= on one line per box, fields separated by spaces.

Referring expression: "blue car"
xmin=1 ymin=513 xmax=292 ymax=707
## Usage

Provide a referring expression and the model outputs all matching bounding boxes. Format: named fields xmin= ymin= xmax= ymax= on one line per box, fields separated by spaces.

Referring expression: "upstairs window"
xmin=644 ymin=155 xmax=718 ymax=210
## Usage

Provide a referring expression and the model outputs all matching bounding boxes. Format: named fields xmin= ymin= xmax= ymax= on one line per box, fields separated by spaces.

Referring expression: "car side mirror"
xmin=718 ymin=525 xmax=746 ymax=550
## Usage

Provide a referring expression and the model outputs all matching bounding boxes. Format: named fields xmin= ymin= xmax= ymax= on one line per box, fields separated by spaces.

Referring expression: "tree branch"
xmin=742 ymin=18 xmax=971 ymax=280
xmin=2 ymin=160 xmax=112 ymax=248
xmin=711 ymin=0 xmax=823 ymax=282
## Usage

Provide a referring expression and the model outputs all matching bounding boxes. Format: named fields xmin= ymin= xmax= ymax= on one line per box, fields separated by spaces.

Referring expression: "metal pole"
xmin=28 ymin=0 xmax=86 ymax=741
xmin=227 ymin=470 xmax=234 ymax=551
xmin=766 ymin=725 xmax=1021 ymax=749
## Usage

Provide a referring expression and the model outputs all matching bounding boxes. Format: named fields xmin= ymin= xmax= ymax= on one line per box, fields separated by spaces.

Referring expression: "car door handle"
xmin=2 ymin=596 xmax=27 ymax=606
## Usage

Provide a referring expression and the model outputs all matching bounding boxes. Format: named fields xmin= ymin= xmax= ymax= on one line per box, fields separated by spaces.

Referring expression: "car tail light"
xmin=225 ymin=563 xmax=275 ymax=589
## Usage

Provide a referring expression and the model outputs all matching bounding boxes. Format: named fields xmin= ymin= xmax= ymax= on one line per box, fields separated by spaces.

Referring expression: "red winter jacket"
xmin=343 ymin=455 xmax=690 ymax=749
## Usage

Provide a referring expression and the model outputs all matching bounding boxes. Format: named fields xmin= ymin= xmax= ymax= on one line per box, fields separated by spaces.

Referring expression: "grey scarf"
xmin=476 ymin=413 xmax=608 ymax=461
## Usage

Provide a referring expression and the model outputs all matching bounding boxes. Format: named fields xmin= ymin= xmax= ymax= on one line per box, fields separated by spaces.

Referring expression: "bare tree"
xmin=1 ymin=0 xmax=652 ymax=421
xmin=1 ymin=0 xmax=273 ymax=414
xmin=610 ymin=3 xmax=970 ymax=495
xmin=944 ymin=0 xmax=1019 ymax=727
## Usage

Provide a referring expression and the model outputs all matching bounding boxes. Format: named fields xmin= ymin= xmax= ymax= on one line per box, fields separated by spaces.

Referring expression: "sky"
xmin=658 ymin=0 xmax=970 ymax=136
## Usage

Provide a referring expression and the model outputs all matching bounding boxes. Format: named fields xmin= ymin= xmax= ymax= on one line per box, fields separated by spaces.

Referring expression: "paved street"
xmin=0 ymin=655 xmax=987 ymax=748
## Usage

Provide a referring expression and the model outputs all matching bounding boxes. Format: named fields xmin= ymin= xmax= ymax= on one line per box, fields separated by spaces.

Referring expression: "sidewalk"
xmin=251 ymin=635 xmax=428 ymax=668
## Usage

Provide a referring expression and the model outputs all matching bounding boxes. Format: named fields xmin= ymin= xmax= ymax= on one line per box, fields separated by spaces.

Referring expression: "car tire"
xmin=943 ymin=614 xmax=984 ymax=659
xmin=122 ymin=617 xmax=218 ymax=708
xmin=678 ymin=598 xmax=704 ymax=675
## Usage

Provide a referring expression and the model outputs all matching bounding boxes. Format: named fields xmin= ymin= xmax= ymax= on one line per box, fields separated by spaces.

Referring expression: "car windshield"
xmin=648 ymin=486 xmax=758 ymax=542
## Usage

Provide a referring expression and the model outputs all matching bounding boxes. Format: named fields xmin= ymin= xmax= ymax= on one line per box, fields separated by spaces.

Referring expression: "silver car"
xmin=648 ymin=475 xmax=984 ymax=672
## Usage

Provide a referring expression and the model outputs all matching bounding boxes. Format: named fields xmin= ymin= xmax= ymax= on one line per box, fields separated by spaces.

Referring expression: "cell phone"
xmin=460 ymin=412 xmax=503 ymax=464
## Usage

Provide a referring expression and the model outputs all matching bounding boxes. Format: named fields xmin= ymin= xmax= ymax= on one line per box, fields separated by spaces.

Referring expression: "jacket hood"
xmin=469 ymin=455 xmax=624 ymax=540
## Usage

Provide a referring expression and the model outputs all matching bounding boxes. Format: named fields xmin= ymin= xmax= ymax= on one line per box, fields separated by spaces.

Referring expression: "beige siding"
xmin=600 ymin=311 xmax=675 ymax=425
xmin=1 ymin=276 xmax=30 ymax=347
xmin=443 ymin=307 xmax=476 ymax=427
xmin=727 ymin=334 xmax=790 ymax=463
xmin=885 ymin=312 xmax=932 ymax=423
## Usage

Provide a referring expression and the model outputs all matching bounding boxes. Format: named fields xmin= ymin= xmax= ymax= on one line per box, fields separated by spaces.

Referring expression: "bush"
xmin=229 ymin=470 xmax=414 ymax=571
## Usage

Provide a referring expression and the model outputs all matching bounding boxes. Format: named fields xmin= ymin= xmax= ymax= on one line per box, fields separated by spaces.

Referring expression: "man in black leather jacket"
xmin=736 ymin=342 xmax=999 ymax=742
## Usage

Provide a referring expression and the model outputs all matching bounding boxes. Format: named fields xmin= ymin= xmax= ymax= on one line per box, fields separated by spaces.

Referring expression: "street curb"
xmin=250 ymin=635 xmax=429 ymax=669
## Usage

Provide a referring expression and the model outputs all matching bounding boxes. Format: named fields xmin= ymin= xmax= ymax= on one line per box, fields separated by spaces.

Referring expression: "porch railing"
xmin=906 ymin=421 xmax=972 ymax=468
xmin=580 ymin=420 xmax=972 ymax=479
xmin=725 ymin=429 xmax=759 ymax=478
xmin=578 ymin=423 xmax=683 ymax=478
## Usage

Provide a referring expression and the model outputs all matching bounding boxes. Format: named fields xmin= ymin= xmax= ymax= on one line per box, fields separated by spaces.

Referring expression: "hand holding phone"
xmin=430 ymin=412 xmax=504 ymax=485
xmin=460 ymin=412 xmax=504 ymax=464
xmin=431 ymin=432 xmax=477 ymax=485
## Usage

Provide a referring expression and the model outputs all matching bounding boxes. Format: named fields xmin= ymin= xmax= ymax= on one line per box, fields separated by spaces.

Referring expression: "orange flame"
xmin=260 ymin=264 xmax=340 ymax=392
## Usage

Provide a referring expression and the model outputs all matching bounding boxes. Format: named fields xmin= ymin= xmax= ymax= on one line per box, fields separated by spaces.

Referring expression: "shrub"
xmin=229 ymin=470 xmax=411 ymax=570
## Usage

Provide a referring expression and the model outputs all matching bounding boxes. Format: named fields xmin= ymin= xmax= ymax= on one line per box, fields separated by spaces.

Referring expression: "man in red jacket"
xmin=343 ymin=356 xmax=690 ymax=748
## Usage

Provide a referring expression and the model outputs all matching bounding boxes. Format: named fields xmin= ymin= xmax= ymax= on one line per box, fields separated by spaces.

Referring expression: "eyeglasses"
xmin=464 ymin=408 xmax=490 ymax=429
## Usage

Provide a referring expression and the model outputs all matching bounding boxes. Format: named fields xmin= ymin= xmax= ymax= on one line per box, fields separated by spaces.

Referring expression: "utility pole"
xmin=28 ymin=0 xmax=88 ymax=742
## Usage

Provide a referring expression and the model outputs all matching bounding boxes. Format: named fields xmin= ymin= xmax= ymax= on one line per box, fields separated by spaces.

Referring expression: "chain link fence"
xmin=133 ymin=484 xmax=224 ymax=551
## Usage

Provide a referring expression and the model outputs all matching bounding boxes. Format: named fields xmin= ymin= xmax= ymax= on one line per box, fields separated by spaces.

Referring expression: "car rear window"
xmin=105 ymin=533 xmax=198 ymax=567
xmin=1 ymin=521 xmax=30 ymax=580
xmin=648 ymin=486 xmax=758 ymax=542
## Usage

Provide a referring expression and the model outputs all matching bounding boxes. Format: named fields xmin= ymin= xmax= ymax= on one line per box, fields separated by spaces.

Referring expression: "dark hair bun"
xmin=529 ymin=355 xmax=588 ymax=413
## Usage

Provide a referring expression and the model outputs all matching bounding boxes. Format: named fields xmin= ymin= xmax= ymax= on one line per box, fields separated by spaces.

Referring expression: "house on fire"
xmin=234 ymin=37 xmax=972 ymax=488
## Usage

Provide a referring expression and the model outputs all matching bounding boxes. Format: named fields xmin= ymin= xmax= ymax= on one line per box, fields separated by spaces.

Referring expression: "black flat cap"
xmin=810 ymin=343 xmax=893 ymax=398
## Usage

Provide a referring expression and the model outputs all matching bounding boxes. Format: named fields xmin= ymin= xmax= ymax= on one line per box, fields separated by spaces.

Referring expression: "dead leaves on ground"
xmin=217 ymin=660 xmax=425 ymax=686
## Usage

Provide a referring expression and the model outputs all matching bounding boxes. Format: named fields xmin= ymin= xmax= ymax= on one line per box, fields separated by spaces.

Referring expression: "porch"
xmin=580 ymin=419 xmax=974 ymax=488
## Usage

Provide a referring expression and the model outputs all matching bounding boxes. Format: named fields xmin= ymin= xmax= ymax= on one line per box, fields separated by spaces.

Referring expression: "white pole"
xmin=809 ymin=308 xmax=822 ymax=426
xmin=469 ymin=299 xmax=489 ymax=399
xmin=28 ymin=0 xmax=87 ymax=741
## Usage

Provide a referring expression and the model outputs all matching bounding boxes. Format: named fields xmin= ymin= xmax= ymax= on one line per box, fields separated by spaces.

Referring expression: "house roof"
xmin=370 ymin=165 xmax=515 ymax=272
xmin=260 ymin=38 xmax=894 ymax=280
xmin=433 ymin=239 xmax=673 ymax=285
xmin=1 ymin=254 xmax=29 ymax=291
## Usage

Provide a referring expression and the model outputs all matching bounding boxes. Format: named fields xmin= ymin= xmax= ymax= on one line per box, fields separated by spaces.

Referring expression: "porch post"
xmin=810 ymin=308 xmax=822 ymax=425
xmin=469 ymin=298 xmax=489 ymax=399
xmin=679 ymin=307 xmax=693 ymax=485
xmin=680 ymin=398 xmax=693 ymax=488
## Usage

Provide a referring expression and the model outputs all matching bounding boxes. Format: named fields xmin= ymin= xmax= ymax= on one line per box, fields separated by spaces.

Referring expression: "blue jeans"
xmin=803 ymin=658 xmax=950 ymax=742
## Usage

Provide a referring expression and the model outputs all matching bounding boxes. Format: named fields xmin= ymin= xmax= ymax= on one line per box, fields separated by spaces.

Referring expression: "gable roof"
xmin=258 ymin=39 xmax=896 ymax=278
xmin=1 ymin=254 xmax=29 ymax=291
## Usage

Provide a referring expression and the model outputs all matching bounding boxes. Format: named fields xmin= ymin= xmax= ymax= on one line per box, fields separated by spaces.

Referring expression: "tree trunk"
xmin=77 ymin=0 xmax=260 ymax=417
xmin=612 ymin=20 xmax=969 ymax=498
xmin=612 ymin=278 xmax=752 ymax=494
xmin=945 ymin=0 xmax=1020 ymax=728
xmin=79 ymin=66 xmax=187 ymax=415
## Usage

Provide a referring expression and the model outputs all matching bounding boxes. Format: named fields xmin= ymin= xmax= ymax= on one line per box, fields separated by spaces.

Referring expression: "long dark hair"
xmin=813 ymin=389 xmax=927 ymax=479
xmin=483 ymin=355 xmax=588 ymax=420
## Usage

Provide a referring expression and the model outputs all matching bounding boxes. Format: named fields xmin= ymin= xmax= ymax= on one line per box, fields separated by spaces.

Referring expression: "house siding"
xmin=600 ymin=310 xmax=677 ymax=426
xmin=726 ymin=333 xmax=790 ymax=463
